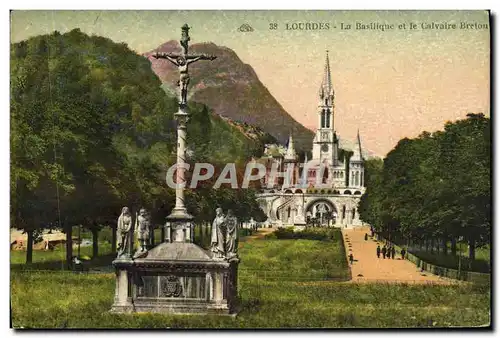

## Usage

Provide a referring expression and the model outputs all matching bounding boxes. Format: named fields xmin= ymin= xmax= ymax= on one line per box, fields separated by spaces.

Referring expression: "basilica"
xmin=256 ymin=52 xmax=366 ymax=228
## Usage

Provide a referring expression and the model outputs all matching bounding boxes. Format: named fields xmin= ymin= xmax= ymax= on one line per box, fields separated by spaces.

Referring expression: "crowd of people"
xmin=376 ymin=243 xmax=406 ymax=260
xmin=348 ymin=232 xmax=408 ymax=266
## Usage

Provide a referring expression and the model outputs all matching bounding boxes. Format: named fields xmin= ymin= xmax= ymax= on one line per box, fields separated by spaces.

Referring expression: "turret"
xmin=349 ymin=130 xmax=365 ymax=187
xmin=284 ymin=134 xmax=298 ymax=162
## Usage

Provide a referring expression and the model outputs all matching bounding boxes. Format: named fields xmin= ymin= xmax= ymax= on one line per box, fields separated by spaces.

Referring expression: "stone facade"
xmin=256 ymin=52 xmax=366 ymax=229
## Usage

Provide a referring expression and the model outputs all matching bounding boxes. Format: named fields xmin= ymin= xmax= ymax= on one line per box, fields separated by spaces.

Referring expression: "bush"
xmin=271 ymin=227 xmax=341 ymax=241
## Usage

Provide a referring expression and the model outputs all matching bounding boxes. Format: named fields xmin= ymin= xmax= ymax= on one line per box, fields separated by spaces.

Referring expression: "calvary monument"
xmin=110 ymin=24 xmax=240 ymax=315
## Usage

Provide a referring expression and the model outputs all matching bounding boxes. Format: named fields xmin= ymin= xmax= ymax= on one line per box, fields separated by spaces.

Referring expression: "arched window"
xmin=284 ymin=189 xmax=293 ymax=194
xmin=355 ymin=172 xmax=359 ymax=186
xmin=325 ymin=109 xmax=331 ymax=128
xmin=287 ymin=207 xmax=291 ymax=218
xmin=353 ymin=191 xmax=362 ymax=195
xmin=295 ymin=189 xmax=303 ymax=194
xmin=344 ymin=190 xmax=352 ymax=195
xmin=321 ymin=110 xmax=326 ymax=128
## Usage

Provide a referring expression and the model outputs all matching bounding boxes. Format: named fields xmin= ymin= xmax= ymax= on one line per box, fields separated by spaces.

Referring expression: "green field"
xmin=10 ymin=230 xmax=490 ymax=328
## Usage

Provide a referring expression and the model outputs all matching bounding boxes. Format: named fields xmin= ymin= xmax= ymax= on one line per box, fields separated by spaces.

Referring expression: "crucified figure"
xmin=153 ymin=52 xmax=216 ymax=105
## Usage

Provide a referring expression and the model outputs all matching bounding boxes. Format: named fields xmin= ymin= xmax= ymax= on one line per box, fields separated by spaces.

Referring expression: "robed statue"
xmin=117 ymin=207 xmax=132 ymax=257
xmin=225 ymin=209 xmax=239 ymax=259
xmin=211 ymin=208 xmax=226 ymax=259
xmin=136 ymin=208 xmax=150 ymax=253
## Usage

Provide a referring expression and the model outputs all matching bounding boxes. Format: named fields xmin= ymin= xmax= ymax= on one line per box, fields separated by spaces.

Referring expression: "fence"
xmin=375 ymin=234 xmax=490 ymax=284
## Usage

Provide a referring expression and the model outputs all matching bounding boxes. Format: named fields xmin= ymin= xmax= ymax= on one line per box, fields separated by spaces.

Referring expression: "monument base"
xmin=110 ymin=242 xmax=239 ymax=316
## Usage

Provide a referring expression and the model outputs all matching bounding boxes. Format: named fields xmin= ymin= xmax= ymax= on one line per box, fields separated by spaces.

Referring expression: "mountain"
xmin=144 ymin=41 xmax=314 ymax=151
xmin=185 ymin=101 xmax=278 ymax=164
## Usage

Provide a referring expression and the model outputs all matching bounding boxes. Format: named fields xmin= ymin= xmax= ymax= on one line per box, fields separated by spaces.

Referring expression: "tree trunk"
xmin=199 ymin=223 xmax=203 ymax=248
xmin=65 ymin=224 xmax=73 ymax=269
xmin=26 ymin=229 xmax=33 ymax=264
xmin=150 ymin=226 xmax=155 ymax=248
xmin=111 ymin=225 xmax=117 ymax=253
xmin=425 ymin=240 xmax=429 ymax=252
xmin=442 ymin=239 xmax=448 ymax=255
xmin=92 ymin=228 xmax=99 ymax=259
xmin=468 ymin=239 xmax=476 ymax=260
xmin=451 ymin=238 xmax=457 ymax=256
xmin=436 ymin=239 xmax=440 ymax=254
xmin=430 ymin=239 xmax=434 ymax=254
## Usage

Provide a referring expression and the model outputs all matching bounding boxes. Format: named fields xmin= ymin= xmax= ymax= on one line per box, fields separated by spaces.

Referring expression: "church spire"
xmin=319 ymin=50 xmax=334 ymax=101
xmin=350 ymin=129 xmax=364 ymax=162
xmin=284 ymin=133 xmax=297 ymax=161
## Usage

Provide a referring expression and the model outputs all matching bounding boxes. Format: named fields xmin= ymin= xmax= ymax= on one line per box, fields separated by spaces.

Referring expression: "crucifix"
xmin=152 ymin=24 xmax=216 ymax=106
xmin=153 ymin=24 xmax=217 ymax=241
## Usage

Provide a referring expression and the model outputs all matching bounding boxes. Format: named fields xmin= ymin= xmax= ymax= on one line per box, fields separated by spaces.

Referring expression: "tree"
xmin=11 ymin=29 xmax=175 ymax=266
xmin=358 ymin=114 xmax=490 ymax=262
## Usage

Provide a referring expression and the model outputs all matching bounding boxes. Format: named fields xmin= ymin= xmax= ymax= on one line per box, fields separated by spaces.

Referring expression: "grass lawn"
xmin=10 ymin=230 xmax=491 ymax=328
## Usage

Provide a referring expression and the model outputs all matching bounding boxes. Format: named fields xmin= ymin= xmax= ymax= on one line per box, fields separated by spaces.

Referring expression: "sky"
xmin=10 ymin=10 xmax=490 ymax=156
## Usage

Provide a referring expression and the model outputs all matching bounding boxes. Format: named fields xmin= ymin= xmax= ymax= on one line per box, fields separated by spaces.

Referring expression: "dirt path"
xmin=343 ymin=227 xmax=456 ymax=284
xmin=239 ymin=227 xmax=275 ymax=244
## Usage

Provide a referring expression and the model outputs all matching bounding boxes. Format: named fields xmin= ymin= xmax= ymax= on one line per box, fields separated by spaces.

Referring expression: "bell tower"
xmin=312 ymin=51 xmax=339 ymax=166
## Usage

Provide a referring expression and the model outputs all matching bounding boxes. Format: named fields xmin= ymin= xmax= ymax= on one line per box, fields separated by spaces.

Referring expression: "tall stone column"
xmin=172 ymin=108 xmax=189 ymax=217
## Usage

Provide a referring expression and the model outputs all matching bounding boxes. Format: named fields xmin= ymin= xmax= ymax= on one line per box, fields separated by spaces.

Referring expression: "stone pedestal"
xmin=110 ymin=243 xmax=239 ymax=315
xmin=110 ymin=257 xmax=134 ymax=313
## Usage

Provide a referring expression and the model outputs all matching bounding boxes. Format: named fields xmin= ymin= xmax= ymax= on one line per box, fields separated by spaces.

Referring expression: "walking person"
xmin=401 ymin=247 xmax=406 ymax=260
xmin=391 ymin=246 xmax=396 ymax=259
xmin=364 ymin=233 xmax=368 ymax=241
xmin=376 ymin=245 xmax=381 ymax=259
xmin=349 ymin=253 xmax=354 ymax=265
xmin=382 ymin=245 xmax=387 ymax=259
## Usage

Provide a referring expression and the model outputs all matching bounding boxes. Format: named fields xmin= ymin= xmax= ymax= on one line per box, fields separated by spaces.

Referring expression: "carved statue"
xmin=211 ymin=208 xmax=226 ymax=259
xmin=153 ymin=52 xmax=216 ymax=106
xmin=136 ymin=208 xmax=150 ymax=253
xmin=117 ymin=207 xmax=132 ymax=257
xmin=225 ymin=209 xmax=239 ymax=259
xmin=155 ymin=53 xmax=216 ymax=105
